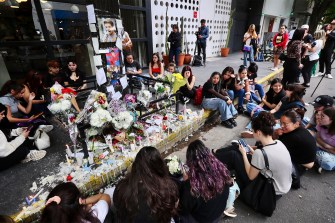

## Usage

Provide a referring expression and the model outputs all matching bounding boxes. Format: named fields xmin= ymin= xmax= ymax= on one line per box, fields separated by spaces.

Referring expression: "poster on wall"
xmin=97 ymin=17 xmax=117 ymax=43
xmin=106 ymin=47 xmax=121 ymax=78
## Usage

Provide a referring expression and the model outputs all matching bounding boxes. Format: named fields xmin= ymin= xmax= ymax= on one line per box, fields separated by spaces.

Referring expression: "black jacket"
xmin=168 ymin=31 xmax=181 ymax=49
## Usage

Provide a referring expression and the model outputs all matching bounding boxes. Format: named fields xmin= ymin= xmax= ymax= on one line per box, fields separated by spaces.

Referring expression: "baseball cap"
xmin=311 ymin=95 xmax=334 ymax=107
xmin=301 ymin=24 xmax=309 ymax=29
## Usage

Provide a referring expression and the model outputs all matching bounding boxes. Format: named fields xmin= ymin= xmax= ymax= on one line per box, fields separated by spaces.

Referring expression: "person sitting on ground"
xmin=214 ymin=112 xmax=292 ymax=198
xmin=44 ymin=60 xmax=81 ymax=113
xmin=232 ymin=65 xmax=252 ymax=114
xmin=202 ymin=72 xmax=238 ymax=129
xmin=177 ymin=139 xmax=232 ymax=222
xmin=177 ymin=66 xmax=196 ymax=103
xmin=63 ymin=58 xmax=87 ymax=90
xmin=270 ymin=84 xmax=306 ymax=119
xmin=113 ymin=146 xmax=179 ymax=223
xmin=221 ymin=66 xmax=236 ymax=99
xmin=0 ymin=103 xmax=46 ymax=171
xmin=244 ymin=78 xmax=286 ymax=118
xmin=40 ymin=182 xmax=113 ymax=223
xmin=276 ymin=109 xmax=316 ymax=189
xmin=148 ymin=53 xmax=164 ymax=79
xmin=247 ymin=62 xmax=265 ymax=104
xmin=304 ymin=95 xmax=334 ymax=134
xmin=315 ymin=107 xmax=335 ymax=173
xmin=125 ymin=53 xmax=143 ymax=88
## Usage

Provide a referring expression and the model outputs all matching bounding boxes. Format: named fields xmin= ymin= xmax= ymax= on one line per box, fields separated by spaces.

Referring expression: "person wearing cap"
xmin=317 ymin=18 xmax=335 ymax=79
xmin=305 ymin=95 xmax=334 ymax=133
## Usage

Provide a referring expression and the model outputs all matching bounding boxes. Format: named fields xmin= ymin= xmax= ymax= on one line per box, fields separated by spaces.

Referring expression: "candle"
xmin=65 ymin=154 xmax=71 ymax=165
xmin=65 ymin=144 xmax=73 ymax=157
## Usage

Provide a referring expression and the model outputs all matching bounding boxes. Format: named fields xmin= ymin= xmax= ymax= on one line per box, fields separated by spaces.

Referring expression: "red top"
xmin=272 ymin=32 xmax=288 ymax=48
xmin=151 ymin=67 xmax=161 ymax=74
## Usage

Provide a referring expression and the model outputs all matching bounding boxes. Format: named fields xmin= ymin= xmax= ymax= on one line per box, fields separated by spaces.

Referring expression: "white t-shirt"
xmin=251 ymin=140 xmax=292 ymax=195
xmin=91 ymin=200 xmax=109 ymax=223
xmin=306 ymin=39 xmax=323 ymax=61
xmin=244 ymin=33 xmax=251 ymax=45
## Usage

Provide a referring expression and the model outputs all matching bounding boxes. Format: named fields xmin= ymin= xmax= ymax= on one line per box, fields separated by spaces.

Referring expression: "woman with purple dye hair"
xmin=177 ymin=139 xmax=232 ymax=222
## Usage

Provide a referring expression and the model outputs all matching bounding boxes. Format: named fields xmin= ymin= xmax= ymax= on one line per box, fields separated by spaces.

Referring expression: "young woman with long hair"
xmin=234 ymin=65 xmax=251 ymax=114
xmin=202 ymin=72 xmax=238 ymax=129
xmin=221 ymin=66 xmax=235 ymax=99
xmin=148 ymin=53 xmax=164 ymax=78
xmin=270 ymin=84 xmax=306 ymax=119
xmin=40 ymin=182 xmax=112 ymax=223
xmin=113 ymin=146 xmax=179 ymax=223
xmin=63 ymin=58 xmax=87 ymax=90
xmin=282 ymin=28 xmax=305 ymax=87
xmin=243 ymin=24 xmax=258 ymax=66
xmin=315 ymin=107 xmax=335 ymax=173
xmin=178 ymin=65 xmax=196 ymax=103
xmin=178 ymin=139 xmax=231 ymax=222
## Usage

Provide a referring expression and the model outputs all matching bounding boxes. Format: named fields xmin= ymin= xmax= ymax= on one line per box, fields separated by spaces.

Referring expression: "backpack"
xmin=192 ymin=55 xmax=202 ymax=66
xmin=194 ymin=85 xmax=203 ymax=105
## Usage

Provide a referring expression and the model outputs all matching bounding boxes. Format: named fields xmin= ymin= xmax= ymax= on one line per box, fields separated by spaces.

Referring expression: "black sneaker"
xmin=237 ymin=106 xmax=246 ymax=114
xmin=221 ymin=120 xmax=234 ymax=129
xmin=229 ymin=118 xmax=237 ymax=127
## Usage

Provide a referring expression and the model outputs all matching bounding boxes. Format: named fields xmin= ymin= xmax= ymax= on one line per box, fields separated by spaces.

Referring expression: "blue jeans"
xmin=250 ymin=84 xmax=264 ymax=104
xmin=228 ymin=89 xmax=245 ymax=107
xmin=226 ymin=181 xmax=240 ymax=209
xmin=316 ymin=148 xmax=335 ymax=171
xmin=169 ymin=47 xmax=181 ymax=66
xmin=202 ymin=98 xmax=237 ymax=121
xmin=243 ymin=47 xmax=254 ymax=67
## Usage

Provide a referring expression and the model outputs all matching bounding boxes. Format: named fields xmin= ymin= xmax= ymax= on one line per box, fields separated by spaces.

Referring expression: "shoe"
xmin=312 ymin=72 xmax=323 ymax=77
xmin=241 ymin=130 xmax=253 ymax=138
xmin=237 ymin=106 xmax=246 ymax=114
xmin=270 ymin=67 xmax=278 ymax=71
xmin=21 ymin=150 xmax=46 ymax=163
xmin=325 ymin=74 xmax=333 ymax=79
xmin=37 ymin=125 xmax=53 ymax=133
xmin=318 ymin=167 xmax=322 ymax=174
xmin=221 ymin=120 xmax=234 ymax=129
xmin=229 ymin=118 xmax=237 ymax=127
xmin=224 ymin=207 xmax=237 ymax=218
xmin=302 ymin=83 xmax=310 ymax=87
xmin=231 ymin=140 xmax=239 ymax=145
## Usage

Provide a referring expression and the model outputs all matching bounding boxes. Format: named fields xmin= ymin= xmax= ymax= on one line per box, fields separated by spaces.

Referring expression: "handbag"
xmin=34 ymin=130 xmax=50 ymax=150
xmin=240 ymin=148 xmax=277 ymax=216
xmin=243 ymin=45 xmax=252 ymax=52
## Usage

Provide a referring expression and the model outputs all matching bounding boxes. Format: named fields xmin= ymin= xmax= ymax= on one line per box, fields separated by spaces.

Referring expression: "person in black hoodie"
xmin=168 ymin=24 xmax=181 ymax=68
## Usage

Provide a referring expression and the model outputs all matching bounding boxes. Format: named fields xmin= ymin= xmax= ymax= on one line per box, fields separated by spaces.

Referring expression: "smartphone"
xmin=27 ymin=124 xmax=34 ymax=132
xmin=238 ymin=138 xmax=250 ymax=153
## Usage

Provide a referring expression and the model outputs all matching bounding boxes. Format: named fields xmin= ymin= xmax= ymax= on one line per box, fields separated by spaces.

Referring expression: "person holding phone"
xmin=214 ymin=112 xmax=292 ymax=198
xmin=0 ymin=103 xmax=46 ymax=171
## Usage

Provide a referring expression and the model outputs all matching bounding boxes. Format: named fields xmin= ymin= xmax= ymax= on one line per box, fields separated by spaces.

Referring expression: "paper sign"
xmin=89 ymin=24 xmax=97 ymax=32
xmin=92 ymin=37 xmax=99 ymax=54
xmin=116 ymin=19 xmax=123 ymax=29
xmin=99 ymin=49 xmax=109 ymax=54
xmin=106 ymin=85 xmax=115 ymax=94
xmin=96 ymin=68 xmax=106 ymax=86
xmin=119 ymin=75 xmax=128 ymax=89
xmin=93 ymin=55 xmax=102 ymax=66
xmin=86 ymin=5 xmax=96 ymax=24
xmin=112 ymin=91 xmax=122 ymax=100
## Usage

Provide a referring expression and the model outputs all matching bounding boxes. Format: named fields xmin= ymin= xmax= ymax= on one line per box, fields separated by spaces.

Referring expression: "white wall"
xmin=262 ymin=0 xmax=294 ymax=18
xmin=150 ymin=0 xmax=232 ymax=58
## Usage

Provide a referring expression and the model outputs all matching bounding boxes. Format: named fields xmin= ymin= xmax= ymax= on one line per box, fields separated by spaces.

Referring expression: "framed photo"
xmin=97 ymin=17 xmax=117 ymax=43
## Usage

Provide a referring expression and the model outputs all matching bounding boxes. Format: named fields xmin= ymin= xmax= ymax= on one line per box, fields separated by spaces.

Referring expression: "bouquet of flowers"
xmin=137 ymin=90 xmax=152 ymax=107
xmin=93 ymin=92 xmax=108 ymax=108
xmin=165 ymin=155 xmax=182 ymax=177
xmin=111 ymin=111 xmax=134 ymax=131
xmin=48 ymin=82 xmax=73 ymax=115
xmin=90 ymin=108 xmax=113 ymax=127
xmin=107 ymin=99 xmax=127 ymax=116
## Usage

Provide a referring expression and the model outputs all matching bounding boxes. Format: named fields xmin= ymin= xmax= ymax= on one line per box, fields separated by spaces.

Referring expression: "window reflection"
xmin=121 ymin=9 xmax=146 ymax=39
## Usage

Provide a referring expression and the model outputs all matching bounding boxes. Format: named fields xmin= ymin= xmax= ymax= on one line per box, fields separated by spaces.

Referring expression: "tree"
xmin=308 ymin=0 xmax=335 ymax=33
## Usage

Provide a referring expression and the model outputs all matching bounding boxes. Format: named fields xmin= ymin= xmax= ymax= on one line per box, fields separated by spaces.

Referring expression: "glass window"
xmin=41 ymin=1 xmax=90 ymax=40
xmin=0 ymin=44 xmax=93 ymax=81
xmin=120 ymin=9 xmax=146 ymax=38
xmin=131 ymin=41 xmax=148 ymax=68
xmin=0 ymin=0 xmax=44 ymax=41
xmin=119 ymin=0 xmax=145 ymax=7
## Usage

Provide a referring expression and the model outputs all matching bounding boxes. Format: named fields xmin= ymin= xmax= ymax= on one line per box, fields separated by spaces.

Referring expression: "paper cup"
xmin=75 ymin=153 xmax=84 ymax=166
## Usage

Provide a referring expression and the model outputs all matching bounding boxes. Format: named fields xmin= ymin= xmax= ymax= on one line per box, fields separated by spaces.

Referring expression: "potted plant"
xmin=221 ymin=9 xmax=235 ymax=57
xmin=163 ymin=6 xmax=170 ymax=66
xmin=178 ymin=17 xmax=185 ymax=67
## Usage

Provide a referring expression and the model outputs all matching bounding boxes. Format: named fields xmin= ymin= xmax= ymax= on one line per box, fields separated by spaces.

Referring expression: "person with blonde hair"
xmin=301 ymin=30 xmax=326 ymax=87
xmin=243 ymin=24 xmax=258 ymax=66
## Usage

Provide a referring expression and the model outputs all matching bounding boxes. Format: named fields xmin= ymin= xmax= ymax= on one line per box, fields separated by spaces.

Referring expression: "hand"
xmin=298 ymin=64 xmax=303 ymax=69
xmin=238 ymin=144 xmax=247 ymax=155
xmin=198 ymin=35 xmax=202 ymax=39
xmin=262 ymin=98 xmax=267 ymax=103
xmin=245 ymin=94 xmax=250 ymax=101
xmin=274 ymin=128 xmax=283 ymax=136
xmin=29 ymin=92 xmax=36 ymax=101
xmin=226 ymin=99 xmax=232 ymax=105
xmin=247 ymin=145 xmax=254 ymax=155
xmin=21 ymin=129 xmax=30 ymax=138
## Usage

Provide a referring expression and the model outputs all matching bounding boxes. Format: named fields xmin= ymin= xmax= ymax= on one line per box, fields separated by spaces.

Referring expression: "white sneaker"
xmin=318 ymin=167 xmax=322 ymax=174
xmin=22 ymin=150 xmax=46 ymax=163
xmin=270 ymin=67 xmax=278 ymax=71
xmin=313 ymin=72 xmax=324 ymax=77
xmin=38 ymin=125 xmax=53 ymax=133
xmin=224 ymin=207 xmax=237 ymax=218
xmin=325 ymin=74 xmax=333 ymax=79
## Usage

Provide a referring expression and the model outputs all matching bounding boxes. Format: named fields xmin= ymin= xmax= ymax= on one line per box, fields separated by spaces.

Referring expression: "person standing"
xmin=196 ymin=19 xmax=209 ymax=65
xmin=317 ymin=18 xmax=335 ymax=79
xmin=168 ymin=24 xmax=182 ymax=68
xmin=243 ymin=24 xmax=258 ymax=67
xmin=271 ymin=25 xmax=288 ymax=71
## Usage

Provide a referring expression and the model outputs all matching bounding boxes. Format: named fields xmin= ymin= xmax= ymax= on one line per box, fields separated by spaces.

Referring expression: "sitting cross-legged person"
xmin=202 ymin=72 xmax=238 ymax=129
xmin=177 ymin=66 xmax=196 ymax=104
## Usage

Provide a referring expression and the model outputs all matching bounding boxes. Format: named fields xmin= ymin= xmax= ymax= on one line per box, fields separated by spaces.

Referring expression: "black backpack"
xmin=192 ymin=55 xmax=202 ymax=66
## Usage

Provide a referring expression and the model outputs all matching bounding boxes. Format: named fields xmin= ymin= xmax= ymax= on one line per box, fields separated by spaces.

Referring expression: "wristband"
xmin=245 ymin=92 xmax=251 ymax=95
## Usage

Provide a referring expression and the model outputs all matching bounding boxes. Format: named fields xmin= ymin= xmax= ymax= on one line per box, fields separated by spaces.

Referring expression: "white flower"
xmin=85 ymin=128 xmax=99 ymax=137
xmin=90 ymin=108 xmax=112 ymax=127
xmin=111 ymin=111 xmax=133 ymax=130
xmin=51 ymin=82 xmax=63 ymax=95
xmin=166 ymin=155 xmax=181 ymax=175
xmin=60 ymin=100 xmax=71 ymax=111
xmin=137 ymin=90 xmax=152 ymax=107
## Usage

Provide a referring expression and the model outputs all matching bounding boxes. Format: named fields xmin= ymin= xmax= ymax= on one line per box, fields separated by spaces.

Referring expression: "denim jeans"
xmin=169 ymin=47 xmax=181 ymax=66
xmin=228 ymin=89 xmax=245 ymax=107
xmin=226 ymin=181 xmax=240 ymax=209
xmin=243 ymin=47 xmax=254 ymax=67
xmin=316 ymin=148 xmax=335 ymax=171
xmin=202 ymin=98 xmax=237 ymax=121
xmin=250 ymin=84 xmax=264 ymax=103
